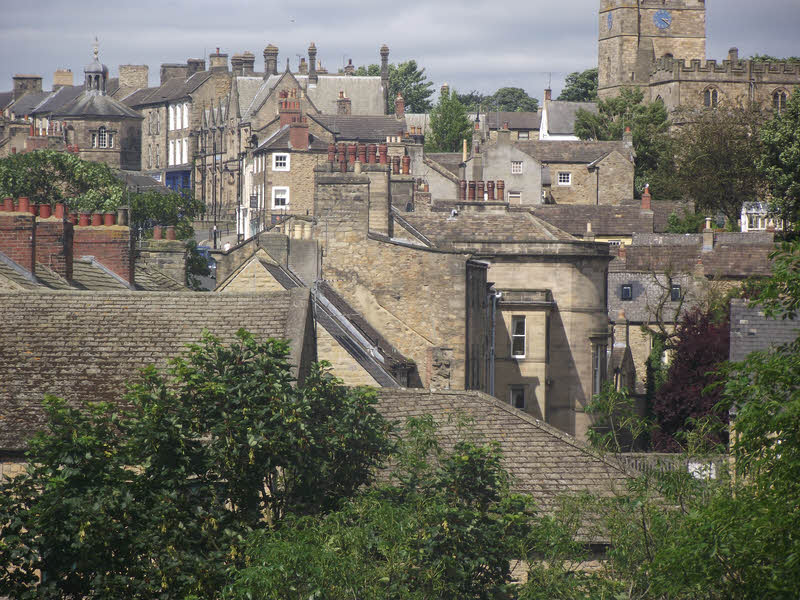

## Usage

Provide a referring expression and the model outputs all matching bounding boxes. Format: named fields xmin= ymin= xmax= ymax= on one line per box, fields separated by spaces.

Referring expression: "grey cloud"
xmin=1 ymin=0 xmax=798 ymax=101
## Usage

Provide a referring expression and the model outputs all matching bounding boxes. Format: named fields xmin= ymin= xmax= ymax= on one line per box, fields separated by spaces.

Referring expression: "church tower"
xmin=598 ymin=0 xmax=706 ymax=99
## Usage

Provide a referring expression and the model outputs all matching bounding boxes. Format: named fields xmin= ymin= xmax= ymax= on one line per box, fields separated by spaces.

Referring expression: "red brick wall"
xmin=73 ymin=226 xmax=134 ymax=285
xmin=35 ymin=219 xmax=73 ymax=279
xmin=0 ymin=213 xmax=36 ymax=273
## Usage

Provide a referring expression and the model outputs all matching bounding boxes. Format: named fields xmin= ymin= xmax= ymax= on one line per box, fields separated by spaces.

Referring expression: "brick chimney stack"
xmin=73 ymin=216 xmax=135 ymax=286
xmin=36 ymin=213 xmax=73 ymax=279
xmin=289 ymin=119 xmax=309 ymax=150
xmin=641 ymin=184 xmax=651 ymax=210
xmin=344 ymin=59 xmax=355 ymax=76
xmin=308 ymin=43 xmax=318 ymax=84
xmin=395 ymin=92 xmax=405 ymax=118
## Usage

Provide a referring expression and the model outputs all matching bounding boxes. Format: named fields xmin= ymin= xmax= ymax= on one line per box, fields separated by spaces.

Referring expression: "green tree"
xmin=672 ymin=106 xmax=766 ymax=224
xmin=456 ymin=89 xmax=488 ymax=112
xmin=0 ymin=331 xmax=392 ymax=599
xmin=749 ymin=54 xmax=800 ymax=63
xmin=426 ymin=88 xmax=473 ymax=153
xmin=354 ymin=64 xmax=381 ymax=76
xmin=228 ymin=416 xmax=535 ymax=600
xmin=557 ymin=68 xmax=598 ymax=102
xmin=0 ymin=149 xmax=202 ymax=238
xmin=665 ymin=208 xmax=706 ymax=233
xmin=486 ymin=87 xmax=539 ymax=112
xmin=575 ymin=87 xmax=671 ymax=196
xmin=759 ymin=86 xmax=800 ymax=230
xmin=387 ymin=60 xmax=435 ymax=113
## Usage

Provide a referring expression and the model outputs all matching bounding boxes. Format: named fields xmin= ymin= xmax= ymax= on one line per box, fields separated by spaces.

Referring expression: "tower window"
xmin=773 ymin=90 xmax=788 ymax=114
xmin=704 ymin=88 xmax=719 ymax=108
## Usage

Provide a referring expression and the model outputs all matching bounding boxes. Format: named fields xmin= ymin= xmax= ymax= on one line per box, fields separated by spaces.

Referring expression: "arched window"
xmin=98 ymin=126 xmax=108 ymax=148
xmin=773 ymin=90 xmax=788 ymax=114
xmin=703 ymin=87 xmax=719 ymax=108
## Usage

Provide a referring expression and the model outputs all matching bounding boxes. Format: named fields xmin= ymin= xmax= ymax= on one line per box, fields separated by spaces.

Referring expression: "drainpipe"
xmin=489 ymin=289 xmax=500 ymax=397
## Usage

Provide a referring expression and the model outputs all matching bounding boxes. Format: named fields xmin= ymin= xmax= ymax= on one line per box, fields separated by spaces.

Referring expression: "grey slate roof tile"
xmin=518 ymin=140 xmax=630 ymax=164
xmin=729 ymin=299 xmax=800 ymax=362
xmin=376 ymin=389 xmax=634 ymax=519
xmin=310 ymin=114 xmax=406 ymax=142
xmin=0 ymin=290 xmax=305 ymax=451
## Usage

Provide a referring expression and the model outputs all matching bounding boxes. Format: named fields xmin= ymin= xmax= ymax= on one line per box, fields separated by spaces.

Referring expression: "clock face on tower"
xmin=654 ymin=9 xmax=672 ymax=29
xmin=607 ymin=12 xmax=613 ymax=31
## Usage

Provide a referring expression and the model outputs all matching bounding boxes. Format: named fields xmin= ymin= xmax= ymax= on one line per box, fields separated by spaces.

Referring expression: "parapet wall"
xmin=652 ymin=56 xmax=800 ymax=82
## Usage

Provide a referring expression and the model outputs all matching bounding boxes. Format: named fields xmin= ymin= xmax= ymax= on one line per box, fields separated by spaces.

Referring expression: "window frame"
xmin=508 ymin=191 xmax=522 ymax=202
xmin=272 ymin=152 xmax=290 ymax=171
xmin=703 ymin=87 xmax=719 ymax=108
xmin=773 ymin=90 xmax=788 ymax=114
xmin=670 ymin=283 xmax=681 ymax=302
xmin=511 ymin=160 xmax=523 ymax=175
xmin=271 ymin=186 xmax=290 ymax=209
xmin=98 ymin=126 xmax=108 ymax=149
xmin=557 ymin=171 xmax=572 ymax=186
xmin=511 ymin=315 xmax=526 ymax=359
xmin=621 ymin=284 xmax=633 ymax=301
xmin=592 ymin=343 xmax=608 ymax=396
xmin=517 ymin=130 xmax=530 ymax=140
xmin=510 ymin=386 xmax=526 ymax=410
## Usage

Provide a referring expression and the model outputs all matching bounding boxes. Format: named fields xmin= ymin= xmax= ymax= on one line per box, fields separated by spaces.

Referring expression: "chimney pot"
xmin=78 ymin=213 xmax=90 ymax=227
xmin=103 ymin=212 xmax=115 ymax=227
xmin=165 ymin=225 xmax=176 ymax=240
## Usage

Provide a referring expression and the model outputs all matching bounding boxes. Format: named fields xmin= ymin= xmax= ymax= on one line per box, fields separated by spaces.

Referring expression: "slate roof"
xmin=299 ymin=74 xmax=385 ymax=115
xmin=29 ymin=85 xmax=83 ymax=115
xmin=52 ymin=92 xmax=143 ymax=119
xmin=134 ymin=264 xmax=187 ymax=291
xmin=120 ymin=86 xmax=160 ymax=107
xmin=310 ymin=114 xmax=406 ymax=142
xmin=116 ymin=170 xmax=172 ymax=194
xmin=256 ymin=125 xmax=329 ymax=152
xmin=624 ymin=233 xmax=775 ymax=278
xmin=130 ymin=71 xmax=212 ymax=107
xmin=608 ymin=271 xmax=696 ymax=324
xmin=375 ymin=389 xmax=634 ymax=517
xmin=0 ymin=289 xmax=312 ymax=451
xmin=0 ymin=91 xmax=14 ymax=110
xmin=532 ymin=204 xmax=654 ymax=237
xmin=9 ymin=91 xmax=51 ymax=116
xmin=729 ymin=299 xmax=800 ymax=362
xmin=216 ymin=247 xmax=411 ymax=386
xmin=518 ymin=140 xmax=631 ymax=164
xmin=397 ymin=210 xmax=576 ymax=247
xmin=425 ymin=152 xmax=462 ymax=176
xmin=485 ymin=110 xmax=542 ymax=130
xmin=544 ymin=100 xmax=598 ymax=135
xmin=235 ymin=76 xmax=264 ymax=117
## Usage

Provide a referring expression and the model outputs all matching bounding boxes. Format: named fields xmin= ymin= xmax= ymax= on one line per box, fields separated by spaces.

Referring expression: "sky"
xmin=2 ymin=0 xmax=799 ymax=101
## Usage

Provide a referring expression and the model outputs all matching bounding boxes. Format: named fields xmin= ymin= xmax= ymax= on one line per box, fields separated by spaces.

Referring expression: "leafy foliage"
xmin=759 ymin=86 xmax=800 ymax=229
xmin=425 ymin=88 xmax=473 ymax=153
xmin=651 ymin=308 xmax=730 ymax=451
xmin=664 ymin=208 xmax=706 ymax=233
xmin=586 ymin=383 xmax=650 ymax=452
xmin=486 ymin=87 xmax=539 ymax=113
xmin=228 ymin=415 xmax=534 ymax=600
xmin=575 ymin=87 xmax=671 ymax=197
xmin=456 ymin=89 xmax=488 ymax=112
xmin=557 ymin=68 xmax=598 ymax=102
xmin=749 ymin=54 xmax=800 ymax=63
xmin=0 ymin=331 xmax=392 ymax=599
xmin=671 ymin=106 xmax=766 ymax=224
xmin=0 ymin=149 xmax=201 ymax=238
xmin=184 ymin=238 xmax=210 ymax=291
xmin=387 ymin=60 xmax=435 ymax=113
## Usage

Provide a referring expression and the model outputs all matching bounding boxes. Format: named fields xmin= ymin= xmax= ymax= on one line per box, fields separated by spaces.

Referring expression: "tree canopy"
xmin=426 ymin=88 xmax=473 ymax=153
xmin=353 ymin=60 xmax=435 ymax=113
xmin=0 ymin=331 xmax=392 ymax=599
xmin=0 ymin=149 xmax=202 ymax=238
xmin=759 ymin=86 xmax=800 ymax=230
xmin=575 ymin=87 xmax=671 ymax=196
xmin=557 ymin=68 xmax=598 ymax=102
xmin=458 ymin=87 xmax=539 ymax=113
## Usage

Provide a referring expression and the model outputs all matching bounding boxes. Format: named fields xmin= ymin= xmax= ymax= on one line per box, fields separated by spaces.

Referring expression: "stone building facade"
xmin=598 ymin=0 xmax=800 ymax=113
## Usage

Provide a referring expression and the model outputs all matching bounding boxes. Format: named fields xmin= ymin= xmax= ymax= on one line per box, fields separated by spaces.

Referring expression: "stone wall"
xmin=314 ymin=170 xmax=476 ymax=389
xmin=67 ymin=116 xmax=142 ymax=171
xmin=316 ymin=325 xmax=380 ymax=386
xmin=137 ymin=239 xmax=186 ymax=286
xmin=544 ymin=150 xmax=632 ymax=206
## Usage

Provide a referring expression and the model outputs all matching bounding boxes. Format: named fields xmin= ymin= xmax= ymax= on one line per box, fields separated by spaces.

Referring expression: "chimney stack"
xmin=289 ymin=119 xmax=309 ymax=151
xmin=641 ymin=184 xmax=651 ymax=211
xmin=728 ymin=47 xmax=739 ymax=63
xmin=380 ymin=44 xmax=390 ymax=84
xmin=209 ymin=48 xmax=229 ymax=72
xmin=544 ymin=88 xmax=552 ymax=101
xmin=344 ymin=59 xmax=355 ymax=76
xmin=623 ymin=126 xmax=633 ymax=146
xmin=73 ymin=215 xmax=135 ymax=286
xmin=187 ymin=58 xmax=206 ymax=76
xmin=337 ymin=91 xmax=352 ymax=115
xmin=12 ymin=75 xmax=42 ymax=101
xmin=703 ymin=217 xmax=714 ymax=251
xmin=441 ymin=82 xmax=450 ymax=97
xmin=52 ymin=69 xmax=74 ymax=90
xmin=298 ymin=57 xmax=308 ymax=75
xmin=263 ymin=44 xmax=279 ymax=77
xmin=395 ymin=92 xmax=405 ymax=118
xmin=308 ymin=43 xmax=318 ymax=84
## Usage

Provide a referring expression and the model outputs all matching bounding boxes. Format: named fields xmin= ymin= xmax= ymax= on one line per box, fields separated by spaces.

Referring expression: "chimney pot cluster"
xmin=459 ymin=180 xmax=504 ymax=202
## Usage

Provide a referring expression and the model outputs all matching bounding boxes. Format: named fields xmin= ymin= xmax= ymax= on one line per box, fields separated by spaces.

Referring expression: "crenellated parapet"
xmin=651 ymin=54 xmax=800 ymax=84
